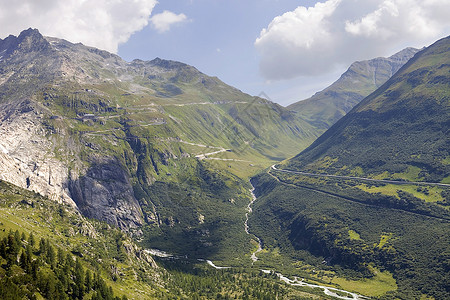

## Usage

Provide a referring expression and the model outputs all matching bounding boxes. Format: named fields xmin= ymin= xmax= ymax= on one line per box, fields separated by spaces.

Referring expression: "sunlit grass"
xmin=332 ymin=267 xmax=397 ymax=297
xmin=356 ymin=183 xmax=445 ymax=203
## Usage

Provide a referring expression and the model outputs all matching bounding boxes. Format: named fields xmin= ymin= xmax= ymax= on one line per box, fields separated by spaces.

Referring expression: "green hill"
xmin=251 ymin=36 xmax=450 ymax=299
xmin=286 ymin=37 xmax=449 ymax=184
xmin=0 ymin=179 xmax=344 ymax=299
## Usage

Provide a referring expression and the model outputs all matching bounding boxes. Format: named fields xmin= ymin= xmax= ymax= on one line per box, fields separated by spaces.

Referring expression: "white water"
xmin=246 ymin=186 xmax=263 ymax=262
xmin=276 ymin=273 xmax=368 ymax=300
xmin=197 ymin=259 xmax=231 ymax=270
xmin=245 ymin=183 xmax=368 ymax=300
xmin=144 ymin=248 xmax=173 ymax=258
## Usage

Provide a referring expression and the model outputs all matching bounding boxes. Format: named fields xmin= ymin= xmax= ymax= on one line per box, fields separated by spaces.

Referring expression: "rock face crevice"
xmin=68 ymin=159 xmax=143 ymax=231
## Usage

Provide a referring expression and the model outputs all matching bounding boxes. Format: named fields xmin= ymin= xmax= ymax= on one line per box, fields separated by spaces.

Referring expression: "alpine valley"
xmin=0 ymin=28 xmax=448 ymax=299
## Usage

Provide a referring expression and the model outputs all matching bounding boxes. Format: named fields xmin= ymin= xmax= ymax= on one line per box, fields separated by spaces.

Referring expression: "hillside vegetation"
xmin=285 ymin=36 xmax=450 ymax=184
xmin=251 ymin=36 xmax=450 ymax=299
xmin=0 ymin=179 xmax=351 ymax=299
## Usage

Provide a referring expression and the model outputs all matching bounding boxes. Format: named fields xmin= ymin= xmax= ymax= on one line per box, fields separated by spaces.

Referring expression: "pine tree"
xmin=39 ymin=237 xmax=46 ymax=255
xmin=28 ymin=232 xmax=35 ymax=248
xmin=57 ymin=247 xmax=65 ymax=266
xmin=0 ymin=238 xmax=7 ymax=258
xmin=45 ymin=274 xmax=57 ymax=299
xmin=14 ymin=230 xmax=21 ymax=244
xmin=47 ymin=244 xmax=56 ymax=269
xmin=6 ymin=233 xmax=20 ymax=266
xmin=31 ymin=259 xmax=39 ymax=280
xmin=85 ymin=269 xmax=93 ymax=291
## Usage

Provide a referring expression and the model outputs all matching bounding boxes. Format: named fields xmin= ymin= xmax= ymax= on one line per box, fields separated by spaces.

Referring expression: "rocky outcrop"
xmin=0 ymin=100 xmax=74 ymax=205
xmin=68 ymin=158 xmax=144 ymax=231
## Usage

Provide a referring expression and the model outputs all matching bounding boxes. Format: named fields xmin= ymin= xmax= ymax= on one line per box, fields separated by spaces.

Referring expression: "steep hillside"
xmin=285 ymin=36 xmax=449 ymax=183
xmin=251 ymin=36 xmax=450 ymax=299
xmin=0 ymin=28 xmax=319 ymax=262
xmin=0 ymin=180 xmax=162 ymax=299
xmin=288 ymin=47 xmax=419 ymax=129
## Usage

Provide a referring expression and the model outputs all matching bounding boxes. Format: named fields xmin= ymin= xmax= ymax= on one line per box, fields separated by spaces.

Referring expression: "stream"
xmin=246 ymin=186 xmax=263 ymax=262
xmin=245 ymin=182 xmax=368 ymax=300
xmin=145 ymin=182 xmax=369 ymax=299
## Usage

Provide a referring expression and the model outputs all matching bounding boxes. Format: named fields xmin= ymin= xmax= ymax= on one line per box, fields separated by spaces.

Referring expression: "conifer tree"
xmin=28 ymin=232 xmax=35 ymax=248
xmin=39 ymin=237 xmax=46 ymax=255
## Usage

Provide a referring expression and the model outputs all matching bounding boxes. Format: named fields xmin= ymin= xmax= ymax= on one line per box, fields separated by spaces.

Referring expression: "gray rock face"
xmin=69 ymin=159 xmax=143 ymax=231
xmin=0 ymin=100 xmax=74 ymax=205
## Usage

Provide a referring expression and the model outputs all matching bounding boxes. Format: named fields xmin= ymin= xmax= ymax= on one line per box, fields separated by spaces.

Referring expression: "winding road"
xmin=268 ymin=164 xmax=450 ymax=223
xmin=270 ymin=165 xmax=450 ymax=187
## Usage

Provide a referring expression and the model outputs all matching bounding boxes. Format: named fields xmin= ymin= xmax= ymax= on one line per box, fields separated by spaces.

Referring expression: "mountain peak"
xmin=0 ymin=28 xmax=50 ymax=58
xmin=287 ymin=47 xmax=419 ymax=129
xmin=17 ymin=27 xmax=41 ymax=38
xmin=149 ymin=57 xmax=194 ymax=71
xmin=388 ymin=47 xmax=420 ymax=63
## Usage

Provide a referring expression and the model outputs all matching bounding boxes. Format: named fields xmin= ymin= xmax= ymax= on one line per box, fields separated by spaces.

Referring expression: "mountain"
xmin=0 ymin=180 xmax=161 ymax=299
xmin=251 ymin=36 xmax=450 ymax=299
xmin=285 ymin=37 xmax=449 ymax=183
xmin=0 ymin=28 xmax=347 ymax=299
xmin=0 ymin=28 xmax=320 ymax=262
xmin=288 ymin=47 xmax=419 ymax=129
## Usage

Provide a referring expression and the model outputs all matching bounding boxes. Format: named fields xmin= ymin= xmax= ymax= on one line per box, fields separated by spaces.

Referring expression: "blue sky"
xmin=118 ymin=0 xmax=314 ymax=105
xmin=1 ymin=0 xmax=449 ymax=105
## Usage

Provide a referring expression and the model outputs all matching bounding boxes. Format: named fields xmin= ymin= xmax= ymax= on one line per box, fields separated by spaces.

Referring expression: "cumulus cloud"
xmin=150 ymin=10 xmax=188 ymax=33
xmin=255 ymin=0 xmax=450 ymax=80
xmin=0 ymin=0 xmax=158 ymax=53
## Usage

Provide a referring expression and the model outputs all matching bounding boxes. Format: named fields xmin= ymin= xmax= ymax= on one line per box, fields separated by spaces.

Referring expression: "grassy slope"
xmin=0 ymin=180 xmax=164 ymax=299
xmin=0 ymin=180 xmax=347 ymax=300
xmin=14 ymin=65 xmax=317 ymax=275
xmin=286 ymin=36 xmax=450 ymax=183
xmin=250 ymin=37 xmax=450 ymax=299
xmin=250 ymin=172 xmax=450 ymax=299
xmin=26 ymin=34 xmax=321 ymax=265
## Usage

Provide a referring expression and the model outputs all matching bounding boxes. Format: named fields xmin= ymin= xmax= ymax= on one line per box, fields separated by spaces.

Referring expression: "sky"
xmin=0 ymin=0 xmax=449 ymax=106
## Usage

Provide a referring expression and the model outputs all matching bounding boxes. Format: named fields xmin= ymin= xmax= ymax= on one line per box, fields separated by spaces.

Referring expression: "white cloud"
xmin=255 ymin=0 xmax=450 ymax=80
xmin=150 ymin=10 xmax=188 ymax=33
xmin=0 ymin=0 xmax=158 ymax=53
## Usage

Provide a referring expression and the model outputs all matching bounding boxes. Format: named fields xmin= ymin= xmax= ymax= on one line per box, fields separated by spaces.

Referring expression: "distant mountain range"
xmin=288 ymin=47 xmax=419 ymax=129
